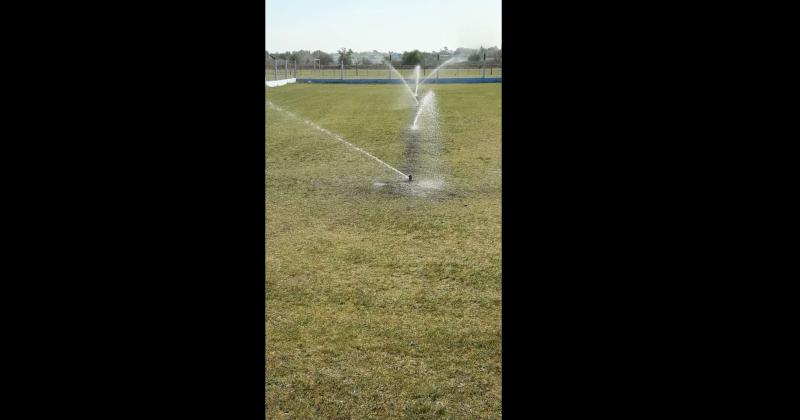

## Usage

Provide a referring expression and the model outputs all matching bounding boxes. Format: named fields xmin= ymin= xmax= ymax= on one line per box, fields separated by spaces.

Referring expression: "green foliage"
xmin=312 ymin=50 xmax=333 ymax=65
xmin=337 ymin=47 xmax=354 ymax=65
xmin=468 ymin=46 xmax=487 ymax=62
xmin=401 ymin=50 xmax=423 ymax=65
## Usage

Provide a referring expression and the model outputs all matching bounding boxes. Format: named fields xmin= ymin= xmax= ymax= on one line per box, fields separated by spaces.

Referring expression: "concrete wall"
xmin=265 ymin=78 xmax=297 ymax=87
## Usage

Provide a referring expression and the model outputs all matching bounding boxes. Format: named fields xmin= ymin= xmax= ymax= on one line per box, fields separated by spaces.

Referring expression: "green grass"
xmin=266 ymin=67 xmax=502 ymax=80
xmin=266 ymin=83 xmax=501 ymax=419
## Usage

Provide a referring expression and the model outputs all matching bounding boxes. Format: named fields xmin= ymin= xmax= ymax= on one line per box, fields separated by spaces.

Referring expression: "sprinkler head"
xmin=408 ymin=174 xmax=413 ymax=181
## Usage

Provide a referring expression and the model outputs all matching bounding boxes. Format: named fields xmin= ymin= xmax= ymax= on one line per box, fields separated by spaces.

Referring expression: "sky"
xmin=265 ymin=0 xmax=501 ymax=53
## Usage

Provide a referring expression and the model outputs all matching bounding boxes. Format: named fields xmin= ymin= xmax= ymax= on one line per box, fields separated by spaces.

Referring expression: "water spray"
xmin=411 ymin=90 xmax=435 ymax=130
xmin=267 ymin=101 xmax=409 ymax=180
xmin=413 ymin=65 xmax=422 ymax=104
xmin=384 ymin=60 xmax=418 ymax=105
xmin=419 ymin=55 xmax=462 ymax=85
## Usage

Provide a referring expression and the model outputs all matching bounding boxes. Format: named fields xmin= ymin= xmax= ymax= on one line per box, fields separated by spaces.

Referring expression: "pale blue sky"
xmin=266 ymin=0 xmax=501 ymax=53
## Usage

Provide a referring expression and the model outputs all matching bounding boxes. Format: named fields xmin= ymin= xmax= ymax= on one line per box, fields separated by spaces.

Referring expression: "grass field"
xmin=265 ymin=67 xmax=502 ymax=80
xmin=266 ymin=83 xmax=501 ymax=419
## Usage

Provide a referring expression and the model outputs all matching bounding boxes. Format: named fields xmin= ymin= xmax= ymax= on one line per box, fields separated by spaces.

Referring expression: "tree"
xmin=421 ymin=52 xmax=437 ymax=66
xmin=468 ymin=46 xmax=487 ymax=62
xmin=401 ymin=50 xmax=423 ymax=65
xmin=487 ymin=46 xmax=500 ymax=61
xmin=294 ymin=50 xmax=314 ymax=66
xmin=454 ymin=47 xmax=470 ymax=56
xmin=337 ymin=47 xmax=354 ymax=65
xmin=312 ymin=50 xmax=333 ymax=65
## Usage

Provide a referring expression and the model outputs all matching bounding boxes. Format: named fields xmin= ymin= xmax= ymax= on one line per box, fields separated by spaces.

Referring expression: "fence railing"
xmin=265 ymin=61 xmax=502 ymax=81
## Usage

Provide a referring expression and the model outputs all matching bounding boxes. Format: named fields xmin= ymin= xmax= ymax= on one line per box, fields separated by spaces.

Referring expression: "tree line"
xmin=266 ymin=46 xmax=501 ymax=68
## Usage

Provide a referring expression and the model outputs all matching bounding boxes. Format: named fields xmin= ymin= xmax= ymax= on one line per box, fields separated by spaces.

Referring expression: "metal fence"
xmin=265 ymin=59 xmax=501 ymax=81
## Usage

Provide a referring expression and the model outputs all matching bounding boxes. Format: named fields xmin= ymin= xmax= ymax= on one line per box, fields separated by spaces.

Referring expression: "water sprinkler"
xmin=408 ymin=174 xmax=413 ymax=181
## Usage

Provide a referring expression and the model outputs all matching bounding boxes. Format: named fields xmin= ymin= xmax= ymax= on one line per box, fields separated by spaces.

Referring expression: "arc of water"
xmin=411 ymin=91 xmax=435 ymax=130
xmin=268 ymin=101 xmax=408 ymax=180
xmin=414 ymin=65 xmax=420 ymax=97
xmin=419 ymin=56 xmax=460 ymax=85
xmin=384 ymin=60 xmax=418 ymax=105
